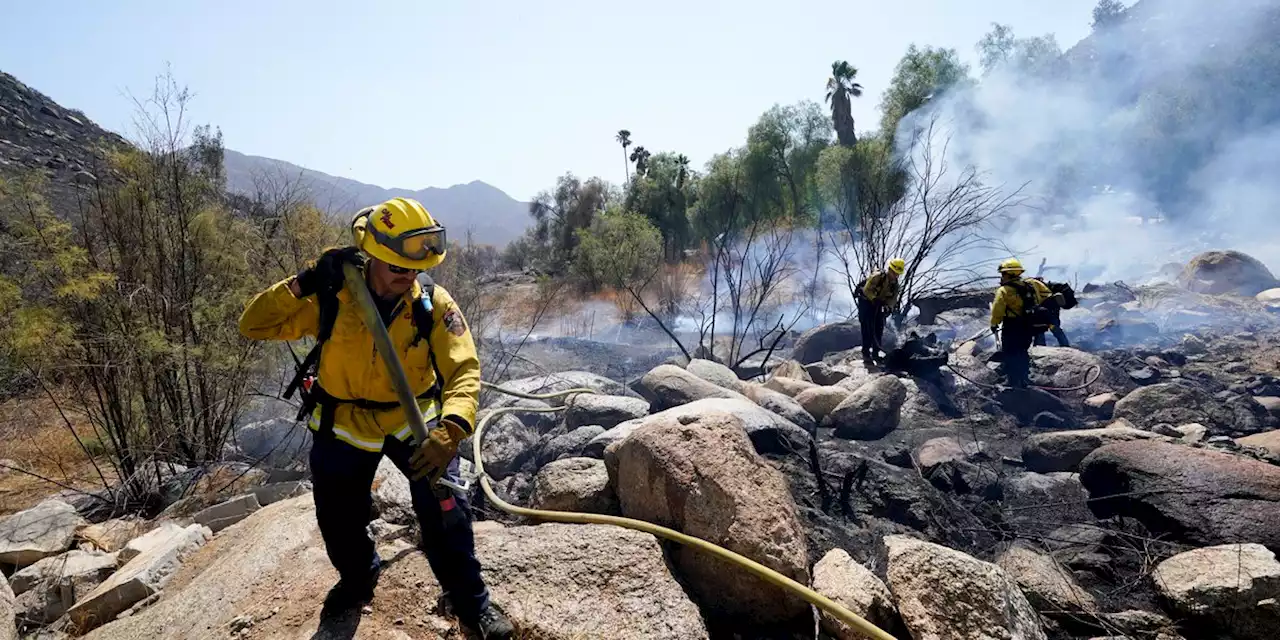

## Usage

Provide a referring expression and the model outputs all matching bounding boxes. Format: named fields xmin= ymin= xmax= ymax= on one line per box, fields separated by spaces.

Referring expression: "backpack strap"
xmin=284 ymin=287 xmax=340 ymax=402
xmin=412 ymin=276 xmax=445 ymax=404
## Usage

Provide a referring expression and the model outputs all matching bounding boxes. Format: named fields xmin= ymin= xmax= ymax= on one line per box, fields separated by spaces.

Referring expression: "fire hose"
xmin=343 ymin=263 xmax=897 ymax=640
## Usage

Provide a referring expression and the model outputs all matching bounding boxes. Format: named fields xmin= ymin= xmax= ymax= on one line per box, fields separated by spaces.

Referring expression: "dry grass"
xmin=0 ymin=390 xmax=114 ymax=516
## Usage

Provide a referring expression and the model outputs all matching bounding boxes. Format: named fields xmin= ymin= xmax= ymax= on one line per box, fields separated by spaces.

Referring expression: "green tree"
xmin=1091 ymin=0 xmax=1127 ymax=30
xmin=616 ymin=129 xmax=632 ymax=182
xmin=977 ymin=24 xmax=1062 ymax=77
xmin=826 ymin=61 xmax=863 ymax=147
xmin=744 ymin=101 xmax=831 ymax=222
xmin=573 ymin=209 xmax=662 ymax=291
xmin=528 ymin=173 xmax=611 ymax=273
xmin=624 ymin=152 xmax=696 ymax=260
xmin=879 ymin=45 xmax=971 ymax=140
xmin=629 ymin=145 xmax=652 ymax=176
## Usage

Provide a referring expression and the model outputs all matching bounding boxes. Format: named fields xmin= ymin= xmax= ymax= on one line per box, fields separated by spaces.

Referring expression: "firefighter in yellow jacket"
xmin=990 ymin=258 xmax=1059 ymax=388
xmin=239 ymin=198 xmax=513 ymax=639
xmin=857 ymin=258 xmax=905 ymax=366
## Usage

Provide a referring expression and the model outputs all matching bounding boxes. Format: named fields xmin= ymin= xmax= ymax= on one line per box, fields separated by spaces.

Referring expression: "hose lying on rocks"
xmin=344 ymin=263 xmax=896 ymax=640
xmin=474 ymin=382 xmax=898 ymax=640
xmin=944 ymin=362 xmax=1103 ymax=392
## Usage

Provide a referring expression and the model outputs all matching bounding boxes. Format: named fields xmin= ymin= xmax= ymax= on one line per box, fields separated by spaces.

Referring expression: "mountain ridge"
xmin=0 ymin=68 xmax=530 ymax=247
xmin=222 ymin=149 xmax=530 ymax=247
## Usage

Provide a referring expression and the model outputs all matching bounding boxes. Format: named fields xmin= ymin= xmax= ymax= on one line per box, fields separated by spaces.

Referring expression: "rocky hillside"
xmin=222 ymin=150 xmax=531 ymax=247
xmin=0 ymin=69 xmax=530 ymax=247
xmin=0 ymin=71 xmax=127 ymax=215
xmin=4 ymin=250 xmax=1280 ymax=640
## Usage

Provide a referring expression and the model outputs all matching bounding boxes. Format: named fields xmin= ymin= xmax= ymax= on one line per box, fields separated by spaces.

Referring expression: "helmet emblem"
xmin=380 ymin=208 xmax=395 ymax=229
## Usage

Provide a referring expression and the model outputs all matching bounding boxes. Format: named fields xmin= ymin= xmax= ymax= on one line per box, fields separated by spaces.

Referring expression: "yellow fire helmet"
xmin=351 ymin=197 xmax=447 ymax=271
xmin=887 ymin=257 xmax=906 ymax=275
xmin=998 ymin=258 xmax=1024 ymax=275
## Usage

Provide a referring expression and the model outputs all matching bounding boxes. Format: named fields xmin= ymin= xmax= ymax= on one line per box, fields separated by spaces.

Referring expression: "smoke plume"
xmin=900 ymin=0 xmax=1280 ymax=284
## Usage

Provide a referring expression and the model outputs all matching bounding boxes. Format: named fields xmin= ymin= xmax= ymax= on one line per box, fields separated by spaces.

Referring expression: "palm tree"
xmin=629 ymin=145 xmax=652 ymax=177
xmin=616 ymin=130 xmax=632 ymax=181
xmin=826 ymin=61 xmax=863 ymax=147
xmin=675 ymin=154 xmax=690 ymax=190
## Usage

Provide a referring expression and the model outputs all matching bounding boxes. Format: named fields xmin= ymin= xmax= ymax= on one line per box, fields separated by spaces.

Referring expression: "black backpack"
xmin=1008 ymin=280 xmax=1055 ymax=329
xmin=1028 ymin=277 xmax=1078 ymax=310
xmin=283 ymin=275 xmax=440 ymax=421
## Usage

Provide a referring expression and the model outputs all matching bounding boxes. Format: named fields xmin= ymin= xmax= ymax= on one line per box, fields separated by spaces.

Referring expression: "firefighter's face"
xmin=368 ymin=258 xmax=418 ymax=298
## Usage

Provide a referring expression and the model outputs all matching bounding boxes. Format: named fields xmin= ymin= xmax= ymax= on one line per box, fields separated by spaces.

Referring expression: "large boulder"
xmin=564 ymin=394 xmax=648 ymax=430
xmin=771 ymin=360 xmax=813 ymax=383
xmin=528 ymin=457 xmax=618 ymax=515
xmin=226 ymin=417 xmax=310 ymax=468
xmin=489 ymin=371 xmax=634 ymax=408
xmin=826 ymin=375 xmax=908 ymax=440
xmin=685 ymin=358 xmax=745 ymax=392
xmin=192 ymin=494 xmax=261 ymax=533
xmin=475 ymin=524 xmax=710 ymax=639
xmin=792 ymin=322 xmax=862 ymax=364
xmin=461 ymin=412 xmax=538 ymax=479
xmin=884 ymin=535 xmax=1046 ymax=640
xmin=794 ymin=385 xmax=851 ymax=423
xmin=641 ymin=397 xmax=812 ymax=455
xmin=606 ymin=410 xmax=810 ymax=624
xmin=0 ymin=578 xmax=12 ymax=640
xmin=916 ymin=437 xmax=968 ymax=473
xmin=1029 ymin=347 xmax=1129 ymax=397
xmin=1153 ymin=543 xmax=1280 ymax=640
xmin=743 ymin=384 xmax=817 ymax=433
xmin=1001 ymin=472 xmax=1094 ymax=535
xmin=69 ymin=523 xmax=211 ymax=633
xmin=1114 ymin=382 xmax=1255 ymax=434
xmin=371 ymin=457 xmax=414 ymax=525
xmin=11 ymin=549 xmax=119 ymax=625
xmin=1178 ymin=250 xmax=1279 ymax=296
xmin=812 ymin=548 xmax=902 ymax=640
xmin=538 ymin=425 xmax=606 ymax=464
xmin=762 ymin=376 xmax=817 ymax=398
xmin=1080 ymin=440 xmax=1280 ymax=549
xmin=994 ymin=387 xmax=1074 ymax=427
xmin=996 ymin=542 xmax=1098 ymax=615
xmin=1021 ymin=423 xmax=1165 ymax=473
xmin=637 ymin=364 xmax=746 ymax=411
xmin=76 ymin=517 xmax=150 ymax=554
xmin=1239 ymin=429 xmax=1280 ymax=456
xmin=0 ymin=499 xmax=85 ymax=568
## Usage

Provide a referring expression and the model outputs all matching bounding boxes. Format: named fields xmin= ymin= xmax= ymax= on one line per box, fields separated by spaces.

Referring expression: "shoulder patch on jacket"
xmin=443 ymin=308 xmax=467 ymax=336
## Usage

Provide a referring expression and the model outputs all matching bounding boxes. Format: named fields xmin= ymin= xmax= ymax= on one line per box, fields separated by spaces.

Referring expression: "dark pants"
xmin=309 ymin=433 xmax=490 ymax=619
xmin=1002 ymin=322 xmax=1035 ymax=388
xmin=1033 ymin=326 xmax=1070 ymax=347
xmin=857 ymin=296 xmax=886 ymax=361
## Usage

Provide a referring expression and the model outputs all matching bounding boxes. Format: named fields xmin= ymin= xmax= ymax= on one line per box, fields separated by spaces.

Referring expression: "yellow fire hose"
xmin=343 ymin=263 xmax=896 ymax=640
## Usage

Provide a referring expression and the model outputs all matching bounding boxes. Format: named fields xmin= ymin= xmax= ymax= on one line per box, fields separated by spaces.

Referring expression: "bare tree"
xmin=829 ymin=115 xmax=1026 ymax=323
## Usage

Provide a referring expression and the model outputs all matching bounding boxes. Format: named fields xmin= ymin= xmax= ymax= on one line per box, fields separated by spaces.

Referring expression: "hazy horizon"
xmin=1 ymin=0 xmax=1096 ymax=200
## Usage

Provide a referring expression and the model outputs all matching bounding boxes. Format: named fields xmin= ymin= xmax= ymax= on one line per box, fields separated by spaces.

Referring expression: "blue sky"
xmin=2 ymin=1 xmax=1097 ymax=200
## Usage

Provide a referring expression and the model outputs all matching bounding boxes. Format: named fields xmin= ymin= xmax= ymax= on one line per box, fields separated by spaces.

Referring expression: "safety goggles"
xmin=363 ymin=213 xmax=447 ymax=262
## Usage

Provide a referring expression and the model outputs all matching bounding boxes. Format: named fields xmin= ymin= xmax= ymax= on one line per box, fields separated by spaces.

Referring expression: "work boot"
xmin=470 ymin=602 xmax=514 ymax=639
xmin=323 ymin=555 xmax=382 ymax=611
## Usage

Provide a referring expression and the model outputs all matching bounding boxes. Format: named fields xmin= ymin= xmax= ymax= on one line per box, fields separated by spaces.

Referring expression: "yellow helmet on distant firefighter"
xmin=998 ymin=258 xmax=1024 ymax=275
xmin=351 ymin=197 xmax=447 ymax=270
xmin=887 ymin=258 xmax=906 ymax=275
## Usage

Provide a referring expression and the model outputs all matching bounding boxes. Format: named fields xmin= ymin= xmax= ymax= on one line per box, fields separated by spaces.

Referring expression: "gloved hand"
xmin=409 ymin=417 xmax=469 ymax=481
xmin=294 ymin=246 xmax=363 ymax=298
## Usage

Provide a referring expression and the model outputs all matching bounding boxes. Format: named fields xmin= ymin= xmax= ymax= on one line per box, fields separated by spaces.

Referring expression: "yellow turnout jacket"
xmin=239 ymin=273 xmax=480 ymax=453
xmin=990 ymin=276 xmax=1052 ymax=329
xmin=862 ymin=271 xmax=900 ymax=307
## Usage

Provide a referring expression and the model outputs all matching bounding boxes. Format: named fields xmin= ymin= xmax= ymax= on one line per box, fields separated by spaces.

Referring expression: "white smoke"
xmin=898 ymin=0 xmax=1280 ymax=284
